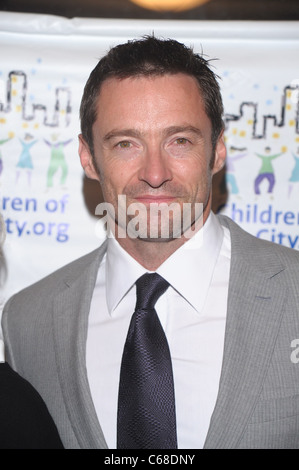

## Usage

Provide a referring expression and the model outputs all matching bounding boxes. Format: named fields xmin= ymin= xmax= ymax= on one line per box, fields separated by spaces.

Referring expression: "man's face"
xmin=79 ymin=73 xmax=226 ymax=241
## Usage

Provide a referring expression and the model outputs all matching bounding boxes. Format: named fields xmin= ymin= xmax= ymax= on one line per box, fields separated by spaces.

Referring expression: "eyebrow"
xmin=162 ymin=126 xmax=203 ymax=139
xmin=103 ymin=129 xmax=142 ymax=142
xmin=103 ymin=125 xmax=203 ymax=142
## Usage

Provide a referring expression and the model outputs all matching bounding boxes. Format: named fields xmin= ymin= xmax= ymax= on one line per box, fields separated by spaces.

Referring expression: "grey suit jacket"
xmin=2 ymin=215 xmax=299 ymax=449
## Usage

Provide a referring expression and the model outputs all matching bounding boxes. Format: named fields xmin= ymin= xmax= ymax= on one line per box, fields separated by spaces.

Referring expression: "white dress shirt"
xmin=86 ymin=212 xmax=231 ymax=449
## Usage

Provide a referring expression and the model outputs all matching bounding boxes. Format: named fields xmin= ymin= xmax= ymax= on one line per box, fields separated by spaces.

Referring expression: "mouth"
xmin=134 ymin=195 xmax=178 ymax=205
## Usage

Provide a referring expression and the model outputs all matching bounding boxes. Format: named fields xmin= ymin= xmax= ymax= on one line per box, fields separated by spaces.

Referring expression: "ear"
xmin=212 ymin=131 xmax=227 ymax=176
xmin=78 ymin=134 xmax=100 ymax=181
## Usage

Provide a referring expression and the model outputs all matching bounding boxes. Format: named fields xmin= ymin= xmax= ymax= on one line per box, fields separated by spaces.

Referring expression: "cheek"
xmin=100 ymin=176 xmax=121 ymax=200
xmin=175 ymin=156 xmax=211 ymax=189
xmin=192 ymin=168 xmax=213 ymax=205
xmin=98 ymin=163 xmax=132 ymax=204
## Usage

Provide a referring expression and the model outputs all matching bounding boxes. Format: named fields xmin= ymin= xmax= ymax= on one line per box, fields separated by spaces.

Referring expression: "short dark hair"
xmin=80 ymin=35 xmax=224 ymax=156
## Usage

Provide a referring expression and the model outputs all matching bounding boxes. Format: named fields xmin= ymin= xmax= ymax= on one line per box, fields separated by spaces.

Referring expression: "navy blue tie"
xmin=117 ymin=273 xmax=177 ymax=449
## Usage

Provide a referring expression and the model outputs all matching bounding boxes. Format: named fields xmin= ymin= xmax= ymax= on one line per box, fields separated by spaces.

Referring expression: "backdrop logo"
xmin=222 ymin=77 xmax=299 ymax=250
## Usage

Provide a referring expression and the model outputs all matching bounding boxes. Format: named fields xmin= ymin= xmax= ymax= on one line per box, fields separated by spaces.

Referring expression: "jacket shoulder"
xmin=2 ymin=242 xmax=107 ymax=318
xmin=218 ymin=214 xmax=299 ymax=266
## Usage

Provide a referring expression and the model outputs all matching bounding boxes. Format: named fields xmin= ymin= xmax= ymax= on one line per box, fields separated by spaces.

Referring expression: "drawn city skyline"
xmin=0 ymin=69 xmax=298 ymax=139
xmin=224 ymin=85 xmax=299 ymax=139
xmin=0 ymin=70 xmax=72 ymax=127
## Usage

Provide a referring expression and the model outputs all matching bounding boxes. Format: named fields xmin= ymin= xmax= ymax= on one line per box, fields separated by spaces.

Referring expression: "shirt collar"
xmin=106 ymin=212 xmax=224 ymax=315
xmin=157 ymin=212 xmax=224 ymax=312
xmin=106 ymin=234 xmax=146 ymax=314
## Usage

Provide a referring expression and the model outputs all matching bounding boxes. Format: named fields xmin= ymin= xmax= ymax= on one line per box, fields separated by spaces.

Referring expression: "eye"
xmin=175 ymin=138 xmax=189 ymax=145
xmin=117 ymin=141 xmax=132 ymax=149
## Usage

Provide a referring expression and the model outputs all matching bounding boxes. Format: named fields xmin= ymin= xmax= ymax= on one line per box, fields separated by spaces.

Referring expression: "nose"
xmin=138 ymin=146 xmax=173 ymax=188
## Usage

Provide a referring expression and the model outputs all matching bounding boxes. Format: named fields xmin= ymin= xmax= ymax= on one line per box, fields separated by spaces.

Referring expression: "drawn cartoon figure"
xmin=44 ymin=134 xmax=72 ymax=188
xmin=226 ymin=146 xmax=247 ymax=195
xmin=254 ymin=146 xmax=284 ymax=195
xmin=0 ymin=136 xmax=13 ymax=178
xmin=288 ymin=148 xmax=299 ymax=198
xmin=16 ymin=133 xmax=38 ymax=185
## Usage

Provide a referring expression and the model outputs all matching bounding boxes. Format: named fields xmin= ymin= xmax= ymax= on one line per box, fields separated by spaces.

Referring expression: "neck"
xmin=114 ymin=206 xmax=211 ymax=271
xmin=116 ymin=236 xmax=187 ymax=271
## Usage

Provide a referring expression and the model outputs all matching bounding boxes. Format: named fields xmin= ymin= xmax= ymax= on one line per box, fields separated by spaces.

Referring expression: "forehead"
xmin=93 ymin=73 xmax=211 ymax=136
xmin=100 ymin=72 xmax=201 ymax=90
xmin=97 ymin=73 xmax=204 ymax=110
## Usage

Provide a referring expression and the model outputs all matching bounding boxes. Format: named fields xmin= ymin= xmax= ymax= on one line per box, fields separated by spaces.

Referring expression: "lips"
xmin=134 ymin=195 xmax=178 ymax=204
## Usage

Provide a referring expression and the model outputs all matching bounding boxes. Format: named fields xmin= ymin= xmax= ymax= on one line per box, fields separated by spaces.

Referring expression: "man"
xmin=2 ymin=37 xmax=299 ymax=449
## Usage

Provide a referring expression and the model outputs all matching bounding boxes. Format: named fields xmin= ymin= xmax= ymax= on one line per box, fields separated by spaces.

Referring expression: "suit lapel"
xmin=52 ymin=242 xmax=108 ymax=449
xmin=204 ymin=217 xmax=287 ymax=449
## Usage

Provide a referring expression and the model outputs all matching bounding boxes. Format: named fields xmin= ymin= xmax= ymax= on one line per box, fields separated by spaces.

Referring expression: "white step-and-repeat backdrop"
xmin=0 ymin=12 xmax=299 ymax=316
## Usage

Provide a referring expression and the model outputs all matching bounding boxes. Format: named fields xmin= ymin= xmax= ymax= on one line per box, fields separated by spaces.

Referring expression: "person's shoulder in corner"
xmin=0 ymin=350 xmax=64 ymax=449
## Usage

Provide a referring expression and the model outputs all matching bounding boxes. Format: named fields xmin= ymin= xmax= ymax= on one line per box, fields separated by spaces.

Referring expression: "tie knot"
xmin=135 ymin=273 xmax=169 ymax=311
